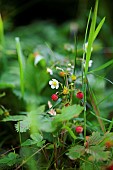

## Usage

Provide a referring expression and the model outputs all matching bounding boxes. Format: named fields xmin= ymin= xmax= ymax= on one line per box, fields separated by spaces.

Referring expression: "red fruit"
xmin=75 ymin=126 xmax=83 ymax=134
xmin=76 ymin=91 xmax=84 ymax=99
xmin=51 ymin=94 xmax=58 ymax=101
xmin=105 ymin=141 xmax=113 ymax=149
xmin=107 ymin=164 xmax=113 ymax=170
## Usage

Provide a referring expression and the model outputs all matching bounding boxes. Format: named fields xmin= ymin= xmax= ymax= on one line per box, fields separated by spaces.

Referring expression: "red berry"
xmin=75 ymin=126 xmax=83 ymax=134
xmin=51 ymin=94 xmax=58 ymax=101
xmin=76 ymin=91 xmax=84 ymax=99
xmin=105 ymin=141 xmax=113 ymax=148
xmin=108 ymin=164 xmax=113 ymax=170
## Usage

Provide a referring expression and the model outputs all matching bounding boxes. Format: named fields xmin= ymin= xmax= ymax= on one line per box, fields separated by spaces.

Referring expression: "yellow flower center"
xmin=52 ymin=81 xmax=57 ymax=86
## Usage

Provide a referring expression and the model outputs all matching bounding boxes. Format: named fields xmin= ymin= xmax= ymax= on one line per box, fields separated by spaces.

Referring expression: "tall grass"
xmin=15 ymin=37 xmax=25 ymax=98
xmin=83 ymin=0 xmax=106 ymax=137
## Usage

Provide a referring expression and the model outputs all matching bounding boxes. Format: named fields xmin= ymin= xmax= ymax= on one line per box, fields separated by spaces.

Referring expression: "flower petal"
xmin=51 ymin=85 xmax=55 ymax=89
xmin=56 ymin=85 xmax=59 ymax=89
xmin=49 ymin=81 xmax=52 ymax=85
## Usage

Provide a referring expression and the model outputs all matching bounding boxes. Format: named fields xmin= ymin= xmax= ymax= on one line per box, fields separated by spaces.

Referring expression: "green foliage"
xmin=86 ymin=131 xmax=104 ymax=146
xmin=86 ymin=145 xmax=110 ymax=161
xmin=0 ymin=152 xmax=20 ymax=168
xmin=2 ymin=115 xmax=26 ymax=122
xmin=85 ymin=0 xmax=105 ymax=74
xmin=66 ymin=145 xmax=85 ymax=159
xmin=53 ymin=104 xmax=84 ymax=123
xmin=67 ymin=131 xmax=111 ymax=165
xmin=22 ymin=133 xmax=45 ymax=147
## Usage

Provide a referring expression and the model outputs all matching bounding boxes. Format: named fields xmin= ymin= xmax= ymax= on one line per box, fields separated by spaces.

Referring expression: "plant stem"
xmin=108 ymin=118 xmax=113 ymax=132
xmin=83 ymin=75 xmax=87 ymax=142
xmin=88 ymin=83 xmax=106 ymax=133
xmin=54 ymin=142 xmax=58 ymax=169
xmin=19 ymin=121 xmax=22 ymax=146
xmin=15 ymin=143 xmax=50 ymax=170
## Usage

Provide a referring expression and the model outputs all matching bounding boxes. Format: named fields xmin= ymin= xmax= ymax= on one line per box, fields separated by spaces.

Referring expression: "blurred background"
xmin=0 ymin=0 xmax=113 ymax=46
xmin=0 ymin=0 xmax=112 ymax=26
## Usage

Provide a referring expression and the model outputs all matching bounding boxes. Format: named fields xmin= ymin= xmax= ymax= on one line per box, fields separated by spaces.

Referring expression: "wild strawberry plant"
xmin=0 ymin=0 xmax=113 ymax=170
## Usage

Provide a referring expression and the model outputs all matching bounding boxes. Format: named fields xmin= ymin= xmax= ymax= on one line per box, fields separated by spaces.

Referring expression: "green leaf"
xmin=86 ymin=145 xmax=110 ymax=161
xmin=2 ymin=115 xmax=26 ymax=122
xmin=93 ymin=17 xmax=105 ymax=41
xmin=66 ymin=145 xmax=85 ymax=160
xmin=28 ymin=105 xmax=56 ymax=132
xmin=30 ymin=133 xmax=45 ymax=147
xmin=22 ymin=134 xmax=44 ymax=147
xmin=15 ymin=119 xmax=30 ymax=132
xmin=0 ymin=152 xmax=19 ymax=166
xmin=87 ymin=132 xmax=104 ymax=146
xmin=0 ymin=14 xmax=4 ymax=45
xmin=0 ymin=82 xmax=15 ymax=89
xmin=84 ymin=8 xmax=92 ymax=48
xmin=81 ymin=162 xmax=98 ymax=170
xmin=30 ymin=105 xmax=45 ymax=115
xmin=53 ymin=104 xmax=83 ymax=123
xmin=21 ymin=139 xmax=37 ymax=146
xmin=40 ymin=117 xmax=56 ymax=132
xmin=30 ymin=133 xmax=43 ymax=142
xmin=25 ymin=63 xmax=49 ymax=95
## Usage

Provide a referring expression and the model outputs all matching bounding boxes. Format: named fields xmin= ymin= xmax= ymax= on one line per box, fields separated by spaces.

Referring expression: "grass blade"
xmin=93 ymin=17 xmax=105 ymax=41
xmin=84 ymin=8 xmax=92 ymax=47
xmin=0 ymin=14 xmax=4 ymax=46
xmin=85 ymin=0 xmax=98 ymax=74
xmin=15 ymin=37 xmax=25 ymax=98
xmin=89 ymin=59 xmax=113 ymax=73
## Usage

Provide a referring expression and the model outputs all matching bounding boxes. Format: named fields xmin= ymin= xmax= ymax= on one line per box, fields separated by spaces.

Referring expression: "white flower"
xmin=49 ymin=79 xmax=59 ymax=89
xmin=83 ymin=60 xmax=93 ymax=68
xmin=47 ymin=68 xmax=53 ymax=75
xmin=83 ymin=42 xmax=93 ymax=53
xmin=67 ymin=67 xmax=72 ymax=71
xmin=56 ymin=67 xmax=64 ymax=71
xmin=88 ymin=60 xmax=93 ymax=67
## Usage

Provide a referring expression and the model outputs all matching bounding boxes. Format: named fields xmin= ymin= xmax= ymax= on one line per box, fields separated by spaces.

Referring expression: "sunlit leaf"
xmin=66 ymin=145 xmax=85 ymax=160
xmin=53 ymin=104 xmax=83 ymax=123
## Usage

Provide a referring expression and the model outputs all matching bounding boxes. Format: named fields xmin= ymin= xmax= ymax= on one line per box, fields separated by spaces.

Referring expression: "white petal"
xmin=49 ymin=81 xmax=52 ymax=85
xmin=52 ymin=79 xmax=57 ymax=82
xmin=56 ymin=84 xmax=59 ymax=89
xmin=89 ymin=60 xmax=93 ymax=67
xmin=47 ymin=68 xmax=53 ymax=75
xmin=50 ymin=71 xmax=53 ymax=75
xmin=56 ymin=67 xmax=64 ymax=71
xmin=51 ymin=85 xmax=55 ymax=89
